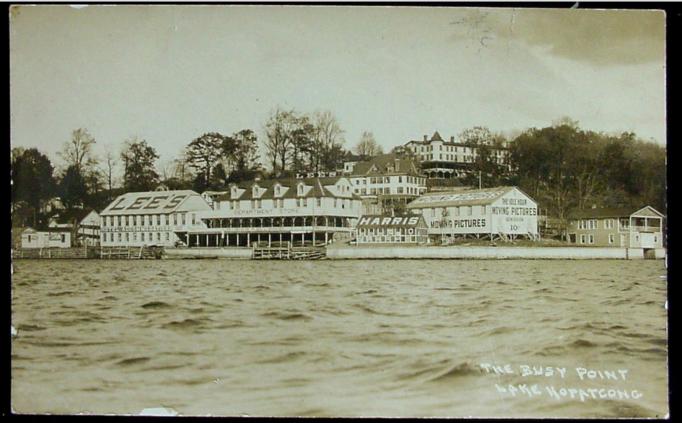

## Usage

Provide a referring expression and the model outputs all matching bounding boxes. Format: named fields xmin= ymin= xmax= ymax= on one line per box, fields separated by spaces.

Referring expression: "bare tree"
xmin=354 ymin=131 xmax=383 ymax=158
xmin=101 ymin=145 xmax=117 ymax=201
xmin=264 ymin=108 xmax=298 ymax=175
xmin=311 ymin=110 xmax=345 ymax=172
xmin=59 ymin=128 xmax=98 ymax=174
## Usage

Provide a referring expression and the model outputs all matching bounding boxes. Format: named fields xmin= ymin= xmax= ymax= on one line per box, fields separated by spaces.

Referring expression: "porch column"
xmin=237 ymin=233 xmax=240 ymax=246
xmin=325 ymin=232 xmax=328 ymax=244
xmin=195 ymin=234 xmax=199 ymax=247
xmin=312 ymin=232 xmax=316 ymax=246
xmin=257 ymin=233 xmax=261 ymax=245
xmin=268 ymin=233 xmax=271 ymax=247
xmin=247 ymin=233 xmax=251 ymax=247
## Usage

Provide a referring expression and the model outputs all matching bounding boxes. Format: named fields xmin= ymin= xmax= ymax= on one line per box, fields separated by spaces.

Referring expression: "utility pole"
xmin=478 ymin=171 xmax=482 ymax=189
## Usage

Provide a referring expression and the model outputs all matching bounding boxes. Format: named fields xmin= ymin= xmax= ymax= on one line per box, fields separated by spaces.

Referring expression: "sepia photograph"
xmin=9 ymin=4 xmax=668 ymax=418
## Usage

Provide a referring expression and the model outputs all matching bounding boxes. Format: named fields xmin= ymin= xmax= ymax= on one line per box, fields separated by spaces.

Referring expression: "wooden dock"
xmin=252 ymin=242 xmax=326 ymax=260
xmin=100 ymin=246 xmax=164 ymax=259
xmin=12 ymin=246 xmax=99 ymax=259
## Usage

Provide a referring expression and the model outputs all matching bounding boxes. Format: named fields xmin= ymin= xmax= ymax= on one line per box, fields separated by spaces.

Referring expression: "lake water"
xmin=11 ymin=259 xmax=668 ymax=417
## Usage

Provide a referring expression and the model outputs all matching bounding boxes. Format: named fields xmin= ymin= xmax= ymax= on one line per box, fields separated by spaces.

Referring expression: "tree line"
xmin=10 ymin=108 xmax=384 ymax=228
xmin=11 ymin=114 xmax=666 ymax=231
xmin=437 ymin=120 xmax=666 ymax=231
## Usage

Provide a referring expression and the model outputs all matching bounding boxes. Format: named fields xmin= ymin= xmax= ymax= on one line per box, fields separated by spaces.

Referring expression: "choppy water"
xmin=11 ymin=259 xmax=668 ymax=417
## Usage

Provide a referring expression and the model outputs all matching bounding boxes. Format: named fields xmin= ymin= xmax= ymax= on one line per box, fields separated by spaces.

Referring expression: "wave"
xmin=426 ymin=362 xmax=484 ymax=383
xmin=162 ymin=318 xmax=210 ymax=329
xmin=570 ymin=338 xmax=599 ymax=348
xmin=115 ymin=356 xmax=151 ymax=366
xmin=141 ymin=301 xmax=172 ymax=309
xmin=261 ymin=311 xmax=313 ymax=321
xmin=255 ymin=351 xmax=307 ymax=364
xmin=16 ymin=323 xmax=46 ymax=332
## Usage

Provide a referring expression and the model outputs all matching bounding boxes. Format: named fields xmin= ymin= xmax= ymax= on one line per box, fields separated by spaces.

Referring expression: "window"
xmin=165 ymin=233 xmax=170 ymax=241
xmin=296 ymin=198 xmax=301 ymax=207
xmin=157 ymin=233 xmax=161 ymax=241
xmin=608 ymin=234 xmax=615 ymax=244
xmin=141 ymin=233 xmax=145 ymax=241
xmin=588 ymin=234 xmax=594 ymax=244
xmin=133 ymin=233 xmax=137 ymax=241
xmin=173 ymin=214 xmax=177 ymax=225
xmin=117 ymin=233 xmax=121 ymax=242
xmin=303 ymin=198 xmax=308 ymax=207
xmin=181 ymin=214 xmax=185 ymax=225
xmin=580 ymin=234 xmax=586 ymax=244
xmin=126 ymin=233 xmax=130 ymax=242
xmin=398 ymin=176 xmax=402 ymax=183
xmin=604 ymin=219 xmax=614 ymax=229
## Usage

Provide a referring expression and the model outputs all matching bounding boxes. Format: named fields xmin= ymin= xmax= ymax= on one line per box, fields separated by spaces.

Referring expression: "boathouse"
xmin=355 ymin=214 xmax=428 ymax=244
xmin=566 ymin=206 xmax=665 ymax=248
xmin=406 ymin=186 xmax=539 ymax=242
xmin=99 ymin=190 xmax=212 ymax=247
xmin=187 ymin=176 xmax=362 ymax=247
xmin=20 ymin=227 xmax=71 ymax=249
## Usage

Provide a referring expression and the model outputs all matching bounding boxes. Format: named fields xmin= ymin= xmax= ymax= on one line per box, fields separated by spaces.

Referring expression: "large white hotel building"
xmin=186 ymin=176 xmax=362 ymax=247
xmin=405 ymin=131 xmax=510 ymax=178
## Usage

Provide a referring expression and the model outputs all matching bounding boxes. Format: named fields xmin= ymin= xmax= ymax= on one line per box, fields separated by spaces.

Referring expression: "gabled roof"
xmin=350 ymin=153 xmax=420 ymax=176
xmin=50 ymin=208 xmax=96 ymax=224
xmin=216 ymin=177 xmax=356 ymax=201
xmin=407 ymin=186 xmax=526 ymax=208
xmin=431 ymin=131 xmax=444 ymax=142
xmin=569 ymin=205 xmax=665 ymax=220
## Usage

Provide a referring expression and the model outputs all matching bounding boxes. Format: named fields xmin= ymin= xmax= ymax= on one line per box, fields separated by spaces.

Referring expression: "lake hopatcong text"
xmin=480 ymin=363 xmax=644 ymax=402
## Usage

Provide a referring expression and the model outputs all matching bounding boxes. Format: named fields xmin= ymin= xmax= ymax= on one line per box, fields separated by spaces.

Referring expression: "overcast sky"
xmin=10 ymin=5 xmax=666 ymax=169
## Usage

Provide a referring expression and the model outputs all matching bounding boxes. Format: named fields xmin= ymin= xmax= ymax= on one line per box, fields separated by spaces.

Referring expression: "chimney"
xmin=450 ymin=136 xmax=454 ymax=142
xmin=423 ymin=135 xmax=428 ymax=141
xmin=394 ymin=158 xmax=400 ymax=172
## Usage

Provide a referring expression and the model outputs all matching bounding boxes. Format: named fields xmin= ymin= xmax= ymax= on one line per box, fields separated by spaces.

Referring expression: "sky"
xmin=10 ymin=5 xmax=666 ymax=172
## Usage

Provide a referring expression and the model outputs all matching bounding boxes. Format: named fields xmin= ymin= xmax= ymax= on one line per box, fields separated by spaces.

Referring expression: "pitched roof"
xmin=217 ymin=177 xmax=356 ymax=201
xmin=350 ymin=153 xmax=420 ymax=176
xmin=51 ymin=208 xmax=95 ymax=224
xmin=100 ymin=190 xmax=205 ymax=216
xmin=431 ymin=131 xmax=444 ymax=142
xmin=407 ymin=186 xmax=523 ymax=208
xmin=569 ymin=206 xmax=664 ymax=219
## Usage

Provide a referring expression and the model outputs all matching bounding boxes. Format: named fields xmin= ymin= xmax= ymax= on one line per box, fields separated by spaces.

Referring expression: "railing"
xmin=631 ymin=225 xmax=660 ymax=232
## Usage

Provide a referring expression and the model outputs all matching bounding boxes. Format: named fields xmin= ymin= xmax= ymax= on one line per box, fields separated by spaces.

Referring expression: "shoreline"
xmin=162 ymin=245 xmax=665 ymax=260
xmin=12 ymin=245 xmax=667 ymax=261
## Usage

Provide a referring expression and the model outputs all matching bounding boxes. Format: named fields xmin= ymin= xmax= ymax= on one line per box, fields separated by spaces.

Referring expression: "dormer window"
xmin=275 ymin=184 xmax=281 ymax=196
xmin=231 ymin=186 xmax=238 ymax=198
xmin=297 ymin=183 xmax=304 ymax=196
xmin=252 ymin=185 xmax=260 ymax=198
